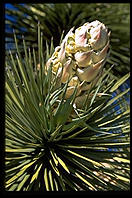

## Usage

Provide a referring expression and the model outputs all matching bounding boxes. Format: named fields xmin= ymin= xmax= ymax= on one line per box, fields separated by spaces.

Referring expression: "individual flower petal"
xmin=61 ymin=58 xmax=74 ymax=83
xmin=92 ymin=41 xmax=109 ymax=63
xmin=77 ymin=59 xmax=104 ymax=82
xmin=58 ymin=41 xmax=66 ymax=63
xmin=65 ymin=84 xmax=81 ymax=99
xmin=81 ymin=69 xmax=103 ymax=91
xmin=75 ymin=25 xmax=88 ymax=47
xmin=65 ymin=86 xmax=75 ymax=99
xmin=63 ymin=27 xmax=75 ymax=43
xmin=54 ymin=46 xmax=61 ymax=53
xmin=58 ymin=27 xmax=74 ymax=60
xmin=93 ymin=58 xmax=105 ymax=69
xmin=45 ymin=57 xmax=52 ymax=71
xmin=75 ymin=50 xmax=93 ymax=67
xmin=68 ymin=76 xmax=80 ymax=87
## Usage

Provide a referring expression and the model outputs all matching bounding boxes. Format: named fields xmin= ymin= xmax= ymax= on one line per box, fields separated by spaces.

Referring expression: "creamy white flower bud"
xmin=92 ymin=41 xmax=109 ymax=63
xmin=65 ymin=87 xmax=75 ymax=99
xmin=68 ymin=76 xmax=79 ymax=87
xmin=75 ymin=50 xmax=93 ymax=67
xmin=77 ymin=59 xmax=104 ymax=82
xmin=61 ymin=58 xmax=74 ymax=83
xmin=89 ymin=21 xmax=108 ymax=50
xmin=75 ymin=26 xmax=88 ymax=47
xmin=58 ymin=41 xmax=66 ymax=63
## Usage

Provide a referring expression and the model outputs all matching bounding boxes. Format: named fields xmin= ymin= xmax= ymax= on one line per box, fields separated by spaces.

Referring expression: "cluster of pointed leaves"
xmin=5 ymin=26 xmax=130 ymax=191
xmin=5 ymin=3 xmax=130 ymax=78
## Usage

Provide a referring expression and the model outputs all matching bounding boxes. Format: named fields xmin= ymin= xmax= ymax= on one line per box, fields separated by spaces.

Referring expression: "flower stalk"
xmin=46 ymin=20 xmax=110 ymax=107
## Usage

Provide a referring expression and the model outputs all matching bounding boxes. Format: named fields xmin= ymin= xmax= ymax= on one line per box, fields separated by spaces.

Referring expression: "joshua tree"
xmin=5 ymin=4 xmax=130 ymax=191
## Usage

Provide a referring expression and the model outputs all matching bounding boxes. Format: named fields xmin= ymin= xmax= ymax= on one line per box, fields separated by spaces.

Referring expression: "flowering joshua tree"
xmin=46 ymin=20 xmax=110 ymax=107
xmin=5 ymin=20 xmax=130 ymax=191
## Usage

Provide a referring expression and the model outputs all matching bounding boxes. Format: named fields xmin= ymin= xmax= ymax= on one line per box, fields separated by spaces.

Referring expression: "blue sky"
xmin=5 ymin=3 xmax=25 ymax=9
